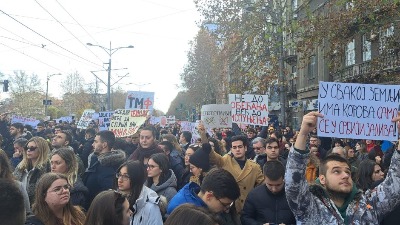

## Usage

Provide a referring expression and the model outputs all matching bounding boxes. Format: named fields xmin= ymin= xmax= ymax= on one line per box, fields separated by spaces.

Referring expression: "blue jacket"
xmin=166 ymin=182 xmax=207 ymax=214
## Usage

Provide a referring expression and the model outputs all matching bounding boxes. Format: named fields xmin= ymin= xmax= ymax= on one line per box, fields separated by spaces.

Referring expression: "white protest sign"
xmin=55 ymin=116 xmax=73 ymax=123
xmin=149 ymin=116 xmax=161 ymax=125
xmin=229 ymin=94 xmax=269 ymax=126
xmin=201 ymin=104 xmax=232 ymax=128
xmin=180 ymin=121 xmax=194 ymax=132
xmin=109 ymin=109 xmax=147 ymax=137
xmin=98 ymin=111 xmax=114 ymax=131
xmin=125 ymin=91 xmax=155 ymax=110
xmin=11 ymin=115 xmax=40 ymax=128
xmin=77 ymin=109 xmax=95 ymax=129
xmin=318 ymin=82 xmax=399 ymax=141
xmin=167 ymin=116 xmax=176 ymax=125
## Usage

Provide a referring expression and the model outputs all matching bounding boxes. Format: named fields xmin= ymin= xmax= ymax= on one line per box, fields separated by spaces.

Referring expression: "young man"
xmin=198 ymin=123 xmax=264 ymax=214
xmin=285 ymin=111 xmax=400 ymax=224
xmin=241 ymin=160 xmax=295 ymax=225
xmin=167 ymin=168 xmax=240 ymax=214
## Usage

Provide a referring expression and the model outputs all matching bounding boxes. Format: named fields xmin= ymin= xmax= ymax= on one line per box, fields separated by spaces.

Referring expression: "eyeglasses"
xmin=146 ymin=164 xmax=159 ymax=169
xmin=116 ymin=173 xmax=130 ymax=181
xmin=217 ymin=198 xmax=234 ymax=210
xmin=47 ymin=184 xmax=71 ymax=195
xmin=25 ymin=146 xmax=38 ymax=152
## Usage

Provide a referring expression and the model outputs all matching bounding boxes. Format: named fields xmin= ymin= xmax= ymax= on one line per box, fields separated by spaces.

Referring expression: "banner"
xmin=11 ymin=115 xmax=40 ymax=128
xmin=77 ymin=109 xmax=95 ymax=129
xmin=109 ymin=109 xmax=147 ymax=137
xmin=318 ymin=81 xmax=400 ymax=141
xmin=229 ymin=94 xmax=269 ymax=126
xmin=98 ymin=111 xmax=114 ymax=131
xmin=54 ymin=116 xmax=73 ymax=123
xmin=125 ymin=91 xmax=155 ymax=110
xmin=201 ymin=104 xmax=232 ymax=128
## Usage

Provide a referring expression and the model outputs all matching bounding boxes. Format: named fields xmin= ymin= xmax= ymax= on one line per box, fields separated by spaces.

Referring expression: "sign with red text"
xmin=125 ymin=91 xmax=154 ymax=110
xmin=318 ymin=82 xmax=399 ymax=141
xmin=77 ymin=109 xmax=95 ymax=129
xmin=201 ymin=104 xmax=232 ymax=128
xmin=109 ymin=109 xmax=147 ymax=137
xmin=229 ymin=94 xmax=269 ymax=126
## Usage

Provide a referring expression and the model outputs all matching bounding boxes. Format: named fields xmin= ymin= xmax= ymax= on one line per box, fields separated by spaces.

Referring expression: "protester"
xmin=285 ymin=111 xmax=400 ymax=224
xmin=179 ymin=131 xmax=192 ymax=152
xmin=0 ymin=178 xmax=26 ymax=225
xmin=25 ymin=173 xmax=85 ymax=225
xmin=158 ymin=140 xmax=185 ymax=185
xmin=50 ymin=148 xmax=88 ymax=208
xmin=129 ymin=126 xmax=163 ymax=164
xmin=164 ymin=204 xmax=222 ymax=225
xmin=188 ymin=143 xmax=211 ymax=186
xmin=11 ymin=138 xmax=28 ymax=168
xmin=13 ymin=136 xmax=50 ymax=205
xmin=115 ymin=160 xmax=163 ymax=225
xmin=83 ymin=190 xmax=131 ymax=225
xmin=146 ymin=153 xmax=177 ymax=203
xmin=179 ymin=144 xmax=201 ymax=189
xmin=355 ymin=159 xmax=385 ymax=192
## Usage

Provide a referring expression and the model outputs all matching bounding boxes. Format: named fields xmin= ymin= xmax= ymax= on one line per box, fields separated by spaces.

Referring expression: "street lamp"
xmin=87 ymin=42 xmax=134 ymax=110
xmin=45 ymin=73 xmax=62 ymax=118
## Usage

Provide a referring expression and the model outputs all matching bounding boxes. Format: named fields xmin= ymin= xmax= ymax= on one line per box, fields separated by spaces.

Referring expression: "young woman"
xmin=129 ymin=126 xmax=163 ymax=164
xmin=13 ymin=136 xmax=50 ymax=204
xmin=25 ymin=173 xmax=85 ymax=225
xmin=355 ymin=141 xmax=369 ymax=161
xmin=356 ymin=159 xmax=385 ymax=192
xmin=188 ymin=143 xmax=211 ymax=186
xmin=84 ymin=190 xmax=131 ymax=225
xmin=146 ymin=153 xmax=177 ymax=203
xmin=162 ymin=134 xmax=182 ymax=153
xmin=116 ymin=160 xmax=163 ymax=225
xmin=50 ymin=148 xmax=88 ymax=208
xmin=178 ymin=144 xmax=200 ymax=189
xmin=0 ymin=149 xmax=31 ymax=214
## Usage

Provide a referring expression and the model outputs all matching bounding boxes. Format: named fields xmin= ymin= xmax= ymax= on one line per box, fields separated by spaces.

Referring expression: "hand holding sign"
xmin=198 ymin=121 xmax=206 ymax=134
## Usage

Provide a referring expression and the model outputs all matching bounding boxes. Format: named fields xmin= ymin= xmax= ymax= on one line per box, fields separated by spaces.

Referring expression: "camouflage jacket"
xmin=285 ymin=148 xmax=400 ymax=225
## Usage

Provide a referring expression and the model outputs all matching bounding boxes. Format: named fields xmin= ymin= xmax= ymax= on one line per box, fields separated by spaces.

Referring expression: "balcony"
xmin=331 ymin=54 xmax=400 ymax=82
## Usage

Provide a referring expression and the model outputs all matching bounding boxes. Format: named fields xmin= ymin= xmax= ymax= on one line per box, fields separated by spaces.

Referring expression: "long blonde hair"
xmin=17 ymin=136 xmax=50 ymax=171
xmin=162 ymin=134 xmax=182 ymax=152
xmin=51 ymin=148 xmax=78 ymax=186
xmin=33 ymin=173 xmax=85 ymax=225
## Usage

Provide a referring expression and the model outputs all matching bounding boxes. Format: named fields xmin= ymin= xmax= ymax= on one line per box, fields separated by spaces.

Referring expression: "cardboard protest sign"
xmin=125 ymin=91 xmax=155 ymax=110
xmin=201 ymin=104 xmax=232 ymax=128
xmin=77 ymin=109 xmax=95 ymax=129
xmin=98 ymin=111 xmax=114 ymax=131
xmin=109 ymin=109 xmax=147 ymax=137
xmin=180 ymin=121 xmax=194 ymax=132
xmin=229 ymin=94 xmax=269 ymax=126
xmin=318 ymin=82 xmax=400 ymax=141
xmin=11 ymin=115 xmax=40 ymax=128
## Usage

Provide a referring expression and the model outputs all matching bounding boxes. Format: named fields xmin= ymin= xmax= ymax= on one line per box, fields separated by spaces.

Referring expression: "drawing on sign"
xmin=204 ymin=117 xmax=215 ymax=126
xmin=219 ymin=117 xmax=229 ymax=126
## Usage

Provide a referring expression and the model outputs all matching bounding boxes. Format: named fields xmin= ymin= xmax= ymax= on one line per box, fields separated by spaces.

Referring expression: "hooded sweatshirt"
xmin=149 ymin=169 xmax=177 ymax=203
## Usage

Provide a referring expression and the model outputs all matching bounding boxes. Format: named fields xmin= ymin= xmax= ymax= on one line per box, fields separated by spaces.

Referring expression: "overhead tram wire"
xmin=34 ymin=0 xmax=104 ymax=64
xmin=0 ymin=42 xmax=65 ymax=72
xmin=0 ymin=35 xmax=105 ymax=69
xmin=0 ymin=9 xmax=103 ymax=69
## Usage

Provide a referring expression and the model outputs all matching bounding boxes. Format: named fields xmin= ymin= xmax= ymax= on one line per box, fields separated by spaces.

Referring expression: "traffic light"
xmin=3 ymin=80 xmax=8 ymax=92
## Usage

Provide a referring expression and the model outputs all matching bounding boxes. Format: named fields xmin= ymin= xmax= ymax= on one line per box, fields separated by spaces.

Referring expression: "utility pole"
xmin=45 ymin=73 xmax=61 ymax=118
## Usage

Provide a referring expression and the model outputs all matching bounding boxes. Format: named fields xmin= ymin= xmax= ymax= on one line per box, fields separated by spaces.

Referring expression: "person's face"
xmin=140 ymin=130 xmax=155 ymax=148
xmin=335 ymin=142 xmax=342 ymax=147
xmin=13 ymin=143 xmax=24 ymax=154
xmin=117 ymin=166 xmax=131 ymax=193
xmin=365 ymin=140 xmax=372 ymax=144
xmin=355 ymin=143 xmax=361 ymax=151
xmin=205 ymin=192 xmax=234 ymax=213
xmin=52 ymin=133 xmax=68 ymax=148
xmin=347 ymin=148 xmax=355 ymax=158
xmin=131 ymin=135 xmax=139 ymax=144
xmin=221 ymin=139 xmax=226 ymax=147
xmin=332 ymin=148 xmax=346 ymax=158
xmin=92 ymin=135 xmax=105 ymax=153
xmin=37 ymin=126 xmax=44 ymax=132
xmin=372 ymin=165 xmax=384 ymax=182
xmin=252 ymin=142 xmax=265 ymax=155
xmin=54 ymin=128 xmax=62 ymax=134
xmin=289 ymin=138 xmax=295 ymax=145
xmin=265 ymin=176 xmax=284 ymax=194
xmin=319 ymin=161 xmax=352 ymax=194
xmin=179 ymin=133 xmax=186 ymax=144
xmin=121 ymin=199 xmax=132 ymax=225
xmin=185 ymin=148 xmax=195 ymax=166
xmin=84 ymin=133 xmax=91 ymax=140
xmin=246 ymin=131 xmax=256 ymax=139
xmin=310 ymin=147 xmax=318 ymax=156
xmin=265 ymin=142 xmax=279 ymax=160
xmin=45 ymin=179 xmax=71 ymax=209
xmin=26 ymin=141 xmax=39 ymax=161
xmin=309 ymin=137 xmax=318 ymax=146
xmin=158 ymin=144 xmax=169 ymax=155
xmin=9 ymin=126 xmax=18 ymax=136
xmin=50 ymin=154 xmax=68 ymax=174
xmin=146 ymin=159 xmax=161 ymax=178
xmin=125 ymin=136 xmax=132 ymax=143
xmin=231 ymin=140 xmax=246 ymax=160
xmin=189 ymin=163 xmax=202 ymax=176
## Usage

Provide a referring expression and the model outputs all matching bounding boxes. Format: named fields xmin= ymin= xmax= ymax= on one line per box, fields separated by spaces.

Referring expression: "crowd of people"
xmin=0 ymin=111 xmax=400 ymax=225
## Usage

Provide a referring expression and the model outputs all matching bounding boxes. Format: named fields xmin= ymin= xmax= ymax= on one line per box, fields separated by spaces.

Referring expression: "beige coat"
xmin=209 ymin=150 xmax=264 ymax=213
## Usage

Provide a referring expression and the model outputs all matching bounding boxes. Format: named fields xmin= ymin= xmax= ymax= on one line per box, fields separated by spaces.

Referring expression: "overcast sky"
xmin=0 ymin=0 xmax=200 ymax=113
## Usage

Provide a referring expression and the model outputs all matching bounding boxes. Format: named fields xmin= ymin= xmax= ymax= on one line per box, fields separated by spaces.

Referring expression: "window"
xmin=345 ymin=39 xmax=355 ymax=66
xmin=308 ymin=55 xmax=317 ymax=79
xmin=379 ymin=24 xmax=395 ymax=53
xmin=362 ymin=34 xmax=371 ymax=61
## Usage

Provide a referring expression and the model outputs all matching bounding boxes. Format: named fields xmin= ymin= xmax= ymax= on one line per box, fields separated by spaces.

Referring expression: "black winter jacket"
xmin=241 ymin=185 xmax=295 ymax=225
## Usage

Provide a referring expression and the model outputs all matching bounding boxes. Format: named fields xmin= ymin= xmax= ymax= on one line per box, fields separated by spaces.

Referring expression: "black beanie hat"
xmin=189 ymin=143 xmax=211 ymax=171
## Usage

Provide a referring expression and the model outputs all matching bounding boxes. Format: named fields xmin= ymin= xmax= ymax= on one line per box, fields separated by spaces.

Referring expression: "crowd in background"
xmin=0 ymin=112 xmax=399 ymax=225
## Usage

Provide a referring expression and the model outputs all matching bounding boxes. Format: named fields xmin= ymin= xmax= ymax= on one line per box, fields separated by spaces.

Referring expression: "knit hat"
xmin=189 ymin=143 xmax=211 ymax=171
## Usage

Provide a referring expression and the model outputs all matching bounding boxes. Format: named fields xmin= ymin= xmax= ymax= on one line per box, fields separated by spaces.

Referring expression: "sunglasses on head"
xmin=25 ymin=146 xmax=38 ymax=152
